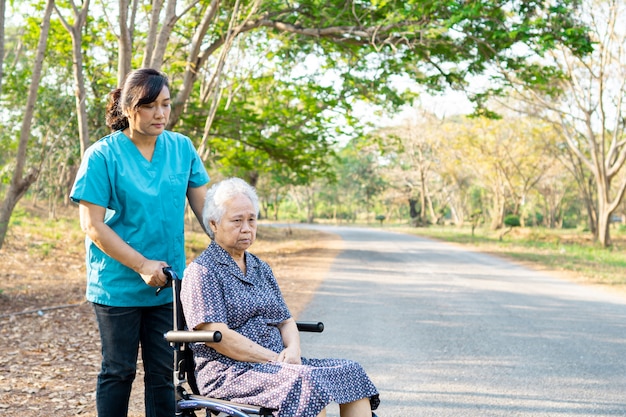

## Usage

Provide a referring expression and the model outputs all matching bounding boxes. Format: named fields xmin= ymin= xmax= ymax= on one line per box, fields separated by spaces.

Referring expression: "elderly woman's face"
xmin=210 ymin=194 xmax=257 ymax=255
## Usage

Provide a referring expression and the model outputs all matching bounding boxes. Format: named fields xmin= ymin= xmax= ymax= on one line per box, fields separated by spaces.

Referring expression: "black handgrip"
xmin=296 ymin=321 xmax=324 ymax=333
xmin=156 ymin=267 xmax=178 ymax=295
xmin=165 ymin=330 xmax=222 ymax=343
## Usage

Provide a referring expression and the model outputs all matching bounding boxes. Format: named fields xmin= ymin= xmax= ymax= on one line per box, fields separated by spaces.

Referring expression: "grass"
xmin=388 ymin=223 xmax=626 ymax=288
xmin=6 ymin=200 xmax=626 ymax=291
xmin=8 ymin=205 xmax=84 ymax=258
xmin=6 ymin=201 xmax=332 ymax=265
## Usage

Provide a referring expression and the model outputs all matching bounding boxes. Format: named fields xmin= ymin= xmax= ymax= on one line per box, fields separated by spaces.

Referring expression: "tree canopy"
xmin=0 ymin=0 xmax=595 ymax=247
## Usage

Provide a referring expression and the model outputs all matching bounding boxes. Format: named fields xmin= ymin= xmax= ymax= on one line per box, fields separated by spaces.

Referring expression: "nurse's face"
xmin=127 ymin=85 xmax=171 ymax=140
xmin=211 ymin=194 xmax=257 ymax=257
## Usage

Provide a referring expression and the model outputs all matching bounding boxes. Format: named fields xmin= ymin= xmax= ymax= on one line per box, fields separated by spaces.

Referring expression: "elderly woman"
xmin=180 ymin=177 xmax=380 ymax=417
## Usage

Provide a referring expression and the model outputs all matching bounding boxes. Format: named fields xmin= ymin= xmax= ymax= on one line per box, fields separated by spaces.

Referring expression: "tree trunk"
xmin=426 ymin=193 xmax=438 ymax=224
xmin=169 ymin=0 xmax=221 ymax=129
xmin=56 ymin=0 xmax=91 ymax=156
xmin=74 ymin=48 xmax=90 ymax=156
xmin=117 ymin=0 xmax=137 ymax=85
xmin=597 ymin=208 xmax=611 ymax=247
xmin=145 ymin=0 xmax=179 ymax=70
xmin=562 ymin=150 xmax=598 ymax=237
xmin=306 ymin=191 xmax=315 ymax=223
xmin=596 ymin=174 xmax=626 ymax=247
xmin=449 ymin=204 xmax=463 ymax=226
xmin=0 ymin=0 xmax=5 ymax=96
xmin=170 ymin=0 xmax=263 ymax=135
xmin=0 ymin=170 xmax=39 ymax=246
xmin=408 ymin=198 xmax=419 ymax=220
xmin=0 ymin=0 xmax=54 ymax=248
xmin=141 ymin=0 xmax=165 ymax=69
xmin=273 ymin=191 xmax=280 ymax=221
xmin=489 ymin=189 xmax=505 ymax=230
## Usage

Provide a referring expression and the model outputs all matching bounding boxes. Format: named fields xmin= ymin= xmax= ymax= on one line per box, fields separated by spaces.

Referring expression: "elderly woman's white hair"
xmin=202 ymin=177 xmax=260 ymax=239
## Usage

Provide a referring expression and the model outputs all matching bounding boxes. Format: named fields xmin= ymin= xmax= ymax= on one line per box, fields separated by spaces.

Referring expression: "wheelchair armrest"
xmin=165 ymin=330 xmax=222 ymax=343
xmin=165 ymin=323 xmax=321 ymax=343
xmin=296 ymin=321 xmax=324 ymax=333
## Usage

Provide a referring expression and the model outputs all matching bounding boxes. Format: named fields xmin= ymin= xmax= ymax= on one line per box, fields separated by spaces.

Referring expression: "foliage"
xmin=182 ymin=59 xmax=341 ymax=186
xmin=488 ymin=0 xmax=626 ymax=247
xmin=504 ymin=214 xmax=521 ymax=227
xmin=315 ymin=137 xmax=388 ymax=221
xmin=0 ymin=0 xmax=598 ymax=245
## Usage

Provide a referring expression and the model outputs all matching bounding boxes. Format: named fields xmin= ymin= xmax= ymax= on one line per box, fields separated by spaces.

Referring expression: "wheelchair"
xmin=159 ymin=268 xmax=325 ymax=417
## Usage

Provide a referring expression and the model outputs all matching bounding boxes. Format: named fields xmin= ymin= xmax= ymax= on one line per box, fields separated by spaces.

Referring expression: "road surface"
xmin=289 ymin=225 xmax=626 ymax=416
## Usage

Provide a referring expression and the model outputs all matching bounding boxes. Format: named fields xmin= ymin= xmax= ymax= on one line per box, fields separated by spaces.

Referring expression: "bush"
xmin=504 ymin=214 xmax=520 ymax=227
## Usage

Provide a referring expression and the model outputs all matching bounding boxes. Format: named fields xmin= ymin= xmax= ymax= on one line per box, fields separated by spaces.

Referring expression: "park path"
xmin=290 ymin=225 xmax=626 ymax=417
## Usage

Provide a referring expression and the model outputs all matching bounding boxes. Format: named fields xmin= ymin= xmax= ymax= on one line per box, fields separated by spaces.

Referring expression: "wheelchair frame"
xmin=160 ymin=268 xmax=324 ymax=417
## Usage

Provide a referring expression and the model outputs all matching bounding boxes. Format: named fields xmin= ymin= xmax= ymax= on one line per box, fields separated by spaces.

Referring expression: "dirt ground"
xmin=0 ymin=207 xmax=343 ymax=417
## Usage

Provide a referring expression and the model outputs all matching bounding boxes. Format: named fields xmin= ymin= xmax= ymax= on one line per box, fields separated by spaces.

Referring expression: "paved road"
xmin=288 ymin=225 xmax=626 ymax=417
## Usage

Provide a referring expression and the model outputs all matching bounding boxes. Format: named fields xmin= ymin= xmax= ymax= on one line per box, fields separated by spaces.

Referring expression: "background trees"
xmin=492 ymin=0 xmax=626 ymax=246
xmin=361 ymin=114 xmax=566 ymax=231
xmin=0 ymin=0 xmax=611 ymax=248
xmin=0 ymin=0 xmax=55 ymax=248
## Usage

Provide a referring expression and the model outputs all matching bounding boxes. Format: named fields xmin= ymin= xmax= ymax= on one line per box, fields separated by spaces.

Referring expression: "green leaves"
xmin=1 ymin=0 xmax=595 ymax=197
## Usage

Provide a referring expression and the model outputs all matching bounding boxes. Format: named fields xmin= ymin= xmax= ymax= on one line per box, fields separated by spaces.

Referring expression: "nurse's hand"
xmin=138 ymin=259 xmax=170 ymax=287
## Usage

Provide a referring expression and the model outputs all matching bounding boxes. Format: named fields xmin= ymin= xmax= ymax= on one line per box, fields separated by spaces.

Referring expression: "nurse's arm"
xmin=187 ymin=184 xmax=208 ymax=233
xmin=196 ymin=322 xmax=279 ymax=363
xmin=78 ymin=200 xmax=169 ymax=287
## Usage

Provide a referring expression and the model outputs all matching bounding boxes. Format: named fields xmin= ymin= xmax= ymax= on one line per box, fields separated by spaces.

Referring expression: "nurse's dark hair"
xmin=105 ymin=68 xmax=170 ymax=132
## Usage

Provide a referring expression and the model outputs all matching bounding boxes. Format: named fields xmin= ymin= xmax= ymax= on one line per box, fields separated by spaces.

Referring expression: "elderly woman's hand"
xmin=277 ymin=345 xmax=302 ymax=365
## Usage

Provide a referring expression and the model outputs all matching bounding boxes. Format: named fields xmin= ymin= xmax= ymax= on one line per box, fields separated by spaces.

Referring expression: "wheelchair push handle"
xmin=165 ymin=330 xmax=223 ymax=343
xmin=156 ymin=266 xmax=178 ymax=295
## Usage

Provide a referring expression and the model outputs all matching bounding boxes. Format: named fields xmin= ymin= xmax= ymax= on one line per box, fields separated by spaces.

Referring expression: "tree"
xmin=55 ymin=0 xmax=90 ymax=156
xmin=112 ymin=0 xmax=137 ymax=84
xmin=454 ymin=117 xmax=557 ymax=230
xmin=188 ymin=63 xmax=341 ymax=187
xmin=436 ymin=118 xmax=479 ymax=226
xmin=0 ymin=0 xmax=593 ymax=247
xmin=110 ymin=0 xmax=594 ymax=159
xmin=337 ymin=139 xmax=387 ymax=223
xmin=496 ymin=0 xmax=625 ymax=246
xmin=535 ymin=162 xmax=576 ymax=228
xmin=0 ymin=0 xmax=55 ymax=248
xmin=374 ymin=112 xmax=443 ymax=226
xmin=0 ymin=0 xmax=5 ymax=96
xmin=490 ymin=118 xmax=559 ymax=227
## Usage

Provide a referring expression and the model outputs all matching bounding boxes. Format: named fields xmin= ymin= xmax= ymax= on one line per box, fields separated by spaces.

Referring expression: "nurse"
xmin=70 ymin=68 xmax=210 ymax=417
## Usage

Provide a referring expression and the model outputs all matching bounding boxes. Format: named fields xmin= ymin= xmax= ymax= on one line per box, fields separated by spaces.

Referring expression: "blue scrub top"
xmin=70 ymin=130 xmax=210 ymax=307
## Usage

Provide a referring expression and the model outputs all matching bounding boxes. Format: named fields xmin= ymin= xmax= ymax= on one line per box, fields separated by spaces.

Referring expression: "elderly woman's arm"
xmin=277 ymin=318 xmax=302 ymax=364
xmin=197 ymin=322 xmax=279 ymax=363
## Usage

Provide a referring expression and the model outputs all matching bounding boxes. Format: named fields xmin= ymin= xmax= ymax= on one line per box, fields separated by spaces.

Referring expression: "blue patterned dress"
xmin=181 ymin=241 xmax=380 ymax=417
